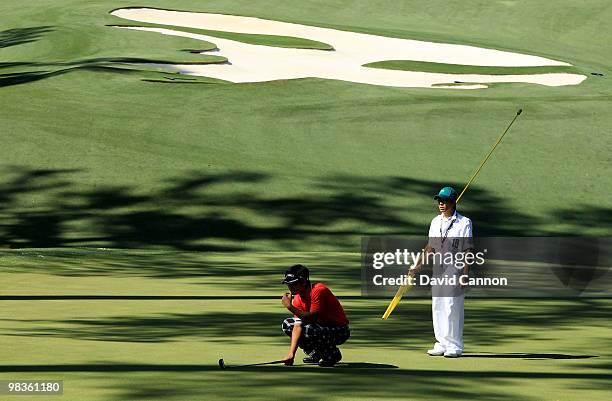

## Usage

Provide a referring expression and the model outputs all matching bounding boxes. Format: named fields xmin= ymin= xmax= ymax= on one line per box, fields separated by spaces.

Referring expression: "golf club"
xmin=381 ymin=108 xmax=524 ymax=320
xmin=218 ymin=358 xmax=287 ymax=369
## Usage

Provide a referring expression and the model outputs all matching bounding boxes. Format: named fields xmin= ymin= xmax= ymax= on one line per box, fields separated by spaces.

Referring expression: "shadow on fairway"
xmin=0 ymin=166 xmax=539 ymax=253
xmin=0 ymin=66 xmax=109 ymax=88
xmin=0 ymin=26 xmax=53 ymax=49
xmin=1 ymin=166 xmax=606 ymax=256
xmin=0 ymin=64 xmax=215 ymax=88
xmin=1 ymin=167 xmax=609 ymax=297
xmin=0 ymin=69 xmax=67 ymax=87
xmin=461 ymin=353 xmax=598 ymax=360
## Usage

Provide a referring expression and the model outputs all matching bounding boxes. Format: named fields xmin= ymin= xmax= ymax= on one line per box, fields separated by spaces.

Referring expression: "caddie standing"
xmin=411 ymin=186 xmax=473 ymax=358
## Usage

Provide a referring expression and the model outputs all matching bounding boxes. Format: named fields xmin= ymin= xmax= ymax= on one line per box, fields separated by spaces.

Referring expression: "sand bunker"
xmin=111 ymin=8 xmax=586 ymax=89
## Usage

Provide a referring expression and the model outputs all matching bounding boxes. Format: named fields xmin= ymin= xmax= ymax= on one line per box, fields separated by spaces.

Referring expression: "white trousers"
xmin=432 ymin=295 xmax=464 ymax=352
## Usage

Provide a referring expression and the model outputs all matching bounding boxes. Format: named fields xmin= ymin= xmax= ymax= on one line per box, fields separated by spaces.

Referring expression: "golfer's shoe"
xmin=303 ymin=351 xmax=322 ymax=364
xmin=319 ymin=349 xmax=342 ymax=367
xmin=427 ymin=348 xmax=445 ymax=356
xmin=443 ymin=350 xmax=462 ymax=358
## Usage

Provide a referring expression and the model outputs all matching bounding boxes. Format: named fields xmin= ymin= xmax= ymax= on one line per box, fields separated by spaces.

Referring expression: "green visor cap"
xmin=434 ymin=186 xmax=458 ymax=201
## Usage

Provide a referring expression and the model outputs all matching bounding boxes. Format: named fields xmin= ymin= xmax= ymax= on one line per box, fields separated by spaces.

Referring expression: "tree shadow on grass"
xmin=106 ymin=359 xmax=612 ymax=401
xmin=0 ymin=19 xmax=230 ymax=87
xmin=551 ymin=205 xmax=612 ymax=233
xmin=0 ymin=70 xmax=64 ymax=87
xmin=1 ymin=167 xmax=610 ymax=284
xmin=0 ymin=363 xmax=609 ymax=400
xmin=0 ymin=63 xmax=218 ymax=88
xmin=3 ymin=299 xmax=610 ymax=348
xmin=0 ymin=167 xmax=539 ymax=254
xmin=0 ymin=26 xmax=53 ymax=49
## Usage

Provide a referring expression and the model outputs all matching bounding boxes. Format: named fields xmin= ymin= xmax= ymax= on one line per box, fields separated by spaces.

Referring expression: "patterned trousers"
xmin=282 ymin=317 xmax=350 ymax=360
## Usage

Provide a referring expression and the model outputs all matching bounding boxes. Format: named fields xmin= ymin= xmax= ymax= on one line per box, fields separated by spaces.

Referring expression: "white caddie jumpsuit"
xmin=427 ymin=210 xmax=473 ymax=354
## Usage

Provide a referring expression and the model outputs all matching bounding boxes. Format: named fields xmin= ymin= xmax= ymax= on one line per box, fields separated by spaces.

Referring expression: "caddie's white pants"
xmin=432 ymin=295 xmax=464 ymax=353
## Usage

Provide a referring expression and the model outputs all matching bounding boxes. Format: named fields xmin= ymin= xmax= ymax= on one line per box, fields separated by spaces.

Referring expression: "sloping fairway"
xmin=1 ymin=1 xmax=611 ymax=250
xmin=1 ymin=1 xmax=611 ymax=400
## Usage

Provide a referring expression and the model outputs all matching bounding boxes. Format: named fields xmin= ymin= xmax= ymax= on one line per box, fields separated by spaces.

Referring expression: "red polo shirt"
xmin=292 ymin=283 xmax=348 ymax=326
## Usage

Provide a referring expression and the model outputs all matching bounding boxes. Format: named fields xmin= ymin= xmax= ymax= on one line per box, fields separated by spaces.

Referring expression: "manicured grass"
xmin=1 ymin=299 xmax=609 ymax=401
xmin=1 ymin=3 xmax=611 ymax=399
xmin=0 ymin=21 xmax=227 ymax=80
xmin=1 ymin=1 xmax=611 ymax=252
xmin=364 ymin=60 xmax=583 ymax=75
xmin=1 ymin=251 xmax=610 ymax=401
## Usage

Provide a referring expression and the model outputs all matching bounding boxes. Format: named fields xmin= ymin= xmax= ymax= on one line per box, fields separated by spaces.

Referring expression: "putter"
xmin=218 ymin=358 xmax=287 ymax=369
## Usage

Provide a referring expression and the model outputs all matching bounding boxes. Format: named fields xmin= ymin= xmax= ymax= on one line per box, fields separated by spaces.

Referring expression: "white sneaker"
xmin=443 ymin=350 xmax=462 ymax=358
xmin=427 ymin=348 xmax=445 ymax=356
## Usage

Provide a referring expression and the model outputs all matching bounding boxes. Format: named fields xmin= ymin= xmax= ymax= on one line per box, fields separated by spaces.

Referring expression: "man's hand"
xmin=281 ymin=292 xmax=292 ymax=309
xmin=284 ymin=351 xmax=295 ymax=366
xmin=408 ymin=266 xmax=421 ymax=278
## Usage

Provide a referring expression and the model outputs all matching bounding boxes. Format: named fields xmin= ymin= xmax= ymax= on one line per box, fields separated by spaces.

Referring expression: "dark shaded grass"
xmin=2 ymin=167 xmax=608 ymax=252
xmin=0 ymin=26 xmax=54 ymax=49
xmin=0 ymin=363 xmax=609 ymax=401
xmin=2 ymin=299 xmax=609 ymax=347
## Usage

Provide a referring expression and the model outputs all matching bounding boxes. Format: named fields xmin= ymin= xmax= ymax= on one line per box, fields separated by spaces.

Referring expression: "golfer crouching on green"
xmin=281 ymin=264 xmax=350 ymax=367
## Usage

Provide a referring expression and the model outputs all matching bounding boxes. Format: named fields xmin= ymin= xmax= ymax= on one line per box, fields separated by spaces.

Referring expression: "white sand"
xmin=111 ymin=8 xmax=586 ymax=89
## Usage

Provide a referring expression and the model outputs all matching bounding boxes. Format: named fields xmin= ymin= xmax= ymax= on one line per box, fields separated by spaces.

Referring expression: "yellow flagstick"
xmin=381 ymin=109 xmax=523 ymax=320
xmin=381 ymin=280 xmax=412 ymax=319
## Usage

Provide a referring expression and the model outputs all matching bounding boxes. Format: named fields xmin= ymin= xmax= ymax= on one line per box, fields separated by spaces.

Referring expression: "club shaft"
xmin=228 ymin=359 xmax=286 ymax=368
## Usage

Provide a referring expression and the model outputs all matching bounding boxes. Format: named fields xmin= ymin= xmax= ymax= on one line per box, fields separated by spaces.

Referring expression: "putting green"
xmin=1 ymin=250 xmax=611 ymax=401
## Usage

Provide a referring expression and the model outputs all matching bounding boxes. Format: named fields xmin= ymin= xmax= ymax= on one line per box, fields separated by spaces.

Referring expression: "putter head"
xmin=218 ymin=358 xmax=226 ymax=369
